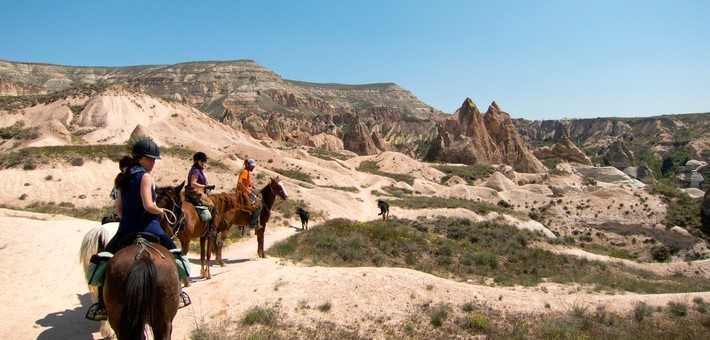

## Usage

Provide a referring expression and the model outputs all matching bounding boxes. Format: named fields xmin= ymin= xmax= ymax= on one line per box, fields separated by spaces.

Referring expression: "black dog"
xmin=377 ymin=200 xmax=389 ymax=220
xmin=296 ymin=207 xmax=310 ymax=230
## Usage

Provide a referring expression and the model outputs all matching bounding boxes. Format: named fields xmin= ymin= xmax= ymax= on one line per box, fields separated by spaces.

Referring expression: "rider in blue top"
xmin=104 ymin=139 xmax=176 ymax=253
xmin=87 ymin=139 xmax=184 ymax=321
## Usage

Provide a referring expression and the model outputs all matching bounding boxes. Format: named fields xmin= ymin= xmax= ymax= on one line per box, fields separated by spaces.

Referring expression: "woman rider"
xmin=237 ymin=158 xmax=263 ymax=229
xmin=186 ymin=151 xmax=216 ymax=233
xmin=87 ymin=139 xmax=188 ymax=320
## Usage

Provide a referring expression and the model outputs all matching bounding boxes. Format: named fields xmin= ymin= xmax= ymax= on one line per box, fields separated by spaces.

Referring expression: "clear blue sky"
xmin=1 ymin=0 xmax=708 ymax=120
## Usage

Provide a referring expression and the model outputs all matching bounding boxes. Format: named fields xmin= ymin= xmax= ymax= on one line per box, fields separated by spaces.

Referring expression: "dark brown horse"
xmin=156 ymin=182 xmax=185 ymax=237
xmin=103 ymin=235 xmax=179 ymax=339
xmin=200 ymin=177 xmax=288 ymax=277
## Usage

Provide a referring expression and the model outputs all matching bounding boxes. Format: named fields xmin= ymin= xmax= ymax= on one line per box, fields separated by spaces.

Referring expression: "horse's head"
xmin=268 ymin=176 xmax=288 ymax=200
xmin=156 ymin=181 xmax=185 ymax=236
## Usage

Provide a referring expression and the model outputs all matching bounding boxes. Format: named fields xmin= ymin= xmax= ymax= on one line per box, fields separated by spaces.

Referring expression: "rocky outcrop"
xmin=0 ymin=59 xmax=447 ymax=158
xmin=702 ymin=187 xmax=710 ymax=236
xmin=130 ymin=124 xmax=151 ymax=139
xmin=534 ymin=135 xmax=592 ymax=165
xmin=575 ymin=166 xmax=646 ymax=188
xmin=307 ymin=133 xmax=344 ymax=151
xmin=604 ymin=139 xmax=635 ymax=168
xmin=425 ymin=98 xmax=501 ymax=165
xmin=623 ymin=164 xmax=657 ymax=185
xmin=425 ymin=99 xmax=545 ymax=173
xmin=342 ymin=116 xmax=381 ymax=155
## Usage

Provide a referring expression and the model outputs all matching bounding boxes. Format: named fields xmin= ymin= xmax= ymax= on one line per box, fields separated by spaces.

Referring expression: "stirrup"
xmin=179 ymin=291 xmax=192 ymax=308
xmin=86 ymin=303 xmax=108 ymax=321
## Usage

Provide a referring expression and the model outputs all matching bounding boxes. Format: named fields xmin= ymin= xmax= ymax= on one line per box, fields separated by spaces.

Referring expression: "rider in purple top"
xmin=185 ymin=151 xmax=216 ymax=232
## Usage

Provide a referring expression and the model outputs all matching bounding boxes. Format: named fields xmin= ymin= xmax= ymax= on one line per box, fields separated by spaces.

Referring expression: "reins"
xmin=134 ymin=235 xmax=166 ymax=260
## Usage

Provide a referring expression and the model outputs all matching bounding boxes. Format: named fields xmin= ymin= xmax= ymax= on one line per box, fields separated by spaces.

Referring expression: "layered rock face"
xmin=702 ymin=187 xmax=710 ymax=236
xmin=604 ymin=139 xmax=635 ymax=168
xmin=0 ymin=60 xmax=445 ymax=157
xmin=425 ymin=98 xmax=546 ymax=173
xmin=533 ymin=135 xmax=592 ymax=165
xmin=515 ymin=114 xmax=709 ymax=164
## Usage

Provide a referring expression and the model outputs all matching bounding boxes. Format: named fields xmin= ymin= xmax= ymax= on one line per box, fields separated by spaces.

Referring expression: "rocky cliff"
xmin=0 ymin=59 xmax=446 ymax=156
xmin=425 ymin=98 xmax=546 ymax=173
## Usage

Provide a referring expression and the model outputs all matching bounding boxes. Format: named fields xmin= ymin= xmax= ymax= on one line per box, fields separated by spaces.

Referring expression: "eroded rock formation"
xmin=425 ymin=98 xmax=546 ymax=173
xmin=534 ymin=135 xmax=592 ymax=165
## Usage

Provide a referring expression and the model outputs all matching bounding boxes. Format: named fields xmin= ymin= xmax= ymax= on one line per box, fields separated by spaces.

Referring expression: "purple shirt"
xmin=187 ymin=166 xmax=207 ymax=189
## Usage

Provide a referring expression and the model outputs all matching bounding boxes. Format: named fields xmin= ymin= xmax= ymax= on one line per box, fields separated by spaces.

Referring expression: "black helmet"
xmin=193 ymin=151 xmax=208 ymax=162
xmin=132 ymin=139 xmax=161 ymax=159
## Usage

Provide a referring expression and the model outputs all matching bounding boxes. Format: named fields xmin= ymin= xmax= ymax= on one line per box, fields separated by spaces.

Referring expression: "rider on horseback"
xmin=185 ymin=152 xmax=217 ymax=234
xmin=237 ymin=159 xmax=263 ymax=229
xmin=87 ymin=139 xmax=190 ymax=321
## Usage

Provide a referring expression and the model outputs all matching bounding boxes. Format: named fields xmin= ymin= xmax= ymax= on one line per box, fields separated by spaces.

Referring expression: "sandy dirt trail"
xmin=2 ymin=208 xmax=710 ymax=340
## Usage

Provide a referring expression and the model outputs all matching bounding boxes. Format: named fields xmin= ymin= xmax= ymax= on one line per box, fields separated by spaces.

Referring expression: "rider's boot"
xmin=179 ymin=287 xmax=192 ymax=308
xmin=207 ymin=207 xmax=217 ymax=237
xmin=86 ymin=285 xmax=108 ymax=321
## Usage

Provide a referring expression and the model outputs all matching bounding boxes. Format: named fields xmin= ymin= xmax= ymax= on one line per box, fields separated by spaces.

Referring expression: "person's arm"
xmin=115 ymin=192 xmax=122 ymax=218
xmin=189 ymin=172 xmax=205 ymax=190
xmin=140 ymin=173 xmax=165 ymax=218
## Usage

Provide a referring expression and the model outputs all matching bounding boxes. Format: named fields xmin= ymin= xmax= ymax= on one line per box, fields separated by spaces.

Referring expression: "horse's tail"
xmin=79 ymin=223 xmax=119 ymax=275
xmin=120 ymin=257 xmax=156 ymax=339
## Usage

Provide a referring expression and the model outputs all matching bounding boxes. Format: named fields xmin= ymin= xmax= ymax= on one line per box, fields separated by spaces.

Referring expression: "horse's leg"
xmin=152 ymin=322 xmax=172 ymax=340
xmin=199 ymin=236 xmax=207 ymax=279
xmin=205 ymin=235 xmax=213 ymax=279
xmin=216 ymin=231 xmax=226 ymax=267
xmin=256 ymin=226 xmax=265 ymax=258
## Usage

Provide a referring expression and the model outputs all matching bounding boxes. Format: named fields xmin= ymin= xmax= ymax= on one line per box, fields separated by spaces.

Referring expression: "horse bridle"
xmin=160 ymin=193 xmax=184 ymax=238
xmin=262 ymin=180 xmax=286 ymax=210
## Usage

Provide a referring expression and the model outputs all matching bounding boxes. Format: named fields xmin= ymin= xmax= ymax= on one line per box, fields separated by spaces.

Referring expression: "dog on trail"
xmin=296 ymin=207 xmax=310 ymax=230
xmin=377 ymin=200 xmax=389 ymax=220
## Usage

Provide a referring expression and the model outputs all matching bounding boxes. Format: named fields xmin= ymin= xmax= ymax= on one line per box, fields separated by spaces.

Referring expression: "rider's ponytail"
xmin=114 ymin=156 xmax=137 ymax=191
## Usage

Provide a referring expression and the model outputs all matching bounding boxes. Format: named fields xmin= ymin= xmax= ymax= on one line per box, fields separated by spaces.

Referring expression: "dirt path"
xmin=2 ymin=209 xmax=709 ymax=339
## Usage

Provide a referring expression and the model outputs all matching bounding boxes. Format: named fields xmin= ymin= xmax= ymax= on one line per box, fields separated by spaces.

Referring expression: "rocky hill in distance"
xmin=0 ymin=59 xmax=446 ymax=158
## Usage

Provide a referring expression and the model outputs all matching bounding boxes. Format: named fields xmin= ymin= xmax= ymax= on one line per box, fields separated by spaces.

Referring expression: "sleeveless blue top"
xmin=117 ymin=165 xmax=165 ymax=236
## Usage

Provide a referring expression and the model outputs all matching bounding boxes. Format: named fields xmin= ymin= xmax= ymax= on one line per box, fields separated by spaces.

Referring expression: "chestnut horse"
xmin=216 ymin=176 xmax=288 ymax=259
xmin=178 ymin=193 xmax=246 ymax=280
xmin=103 ymin=234 xmax=179 ymax=339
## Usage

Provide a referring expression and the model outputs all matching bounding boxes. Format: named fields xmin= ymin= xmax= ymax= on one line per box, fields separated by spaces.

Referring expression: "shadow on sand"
xmin=36 ymin=293 xmax=101 ymax=340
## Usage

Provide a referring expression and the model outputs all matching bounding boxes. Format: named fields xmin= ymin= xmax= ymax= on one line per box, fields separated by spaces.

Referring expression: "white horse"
xmin=78 ymin=222 xmax=118 ymax=338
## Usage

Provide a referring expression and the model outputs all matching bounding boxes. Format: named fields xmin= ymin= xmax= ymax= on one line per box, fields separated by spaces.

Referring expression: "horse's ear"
xmin=176 ymin=181 xmax=185 ymax=194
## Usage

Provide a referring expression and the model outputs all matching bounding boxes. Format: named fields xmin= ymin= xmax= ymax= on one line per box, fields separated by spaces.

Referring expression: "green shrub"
xmin=241 ymin=306 xmax=279 ymax=326
xmin=650 ymin=245 xmax=672 ymax=262
xmin=429 ymin=304 xmax=449 ymax=327
xmin=434 ymin=164 xmax=494 ymax=185
xmin=272 ymin=168 xmax=314 ymax=184
xmin=668 ymin=302 xmax=688 ymax=317
xmin=634 ymin=302 xmax=654 ymax=322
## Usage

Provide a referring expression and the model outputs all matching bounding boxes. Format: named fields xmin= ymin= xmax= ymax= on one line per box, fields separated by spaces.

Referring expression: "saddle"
xmin=238 ymin=191 xmax=260 ymax=213
xmin=86 ymin=232 xmax=190 ymax=287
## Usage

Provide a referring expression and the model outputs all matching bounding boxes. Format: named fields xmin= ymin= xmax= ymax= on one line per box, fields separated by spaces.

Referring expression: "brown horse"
xmin=207 ymin=176 xmax=288 ymax=265
xmin=178 ymin=193 xmax=245 ymax=280
xmin=103 ymin=234 xmax=179 ymax=339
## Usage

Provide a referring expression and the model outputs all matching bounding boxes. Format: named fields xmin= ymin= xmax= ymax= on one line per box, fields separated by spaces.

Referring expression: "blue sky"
xmin=1 ymin=1 xmax=708 ymax=120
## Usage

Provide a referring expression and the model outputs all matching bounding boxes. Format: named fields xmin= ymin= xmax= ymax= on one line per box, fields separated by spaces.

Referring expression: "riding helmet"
xmin=246 ymin=159 xmax=256 ymax=166
xmin=193 ymin=151 xmax=208 ymax=162
xmin=132 ymin=139 xmax=161 ymax=159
